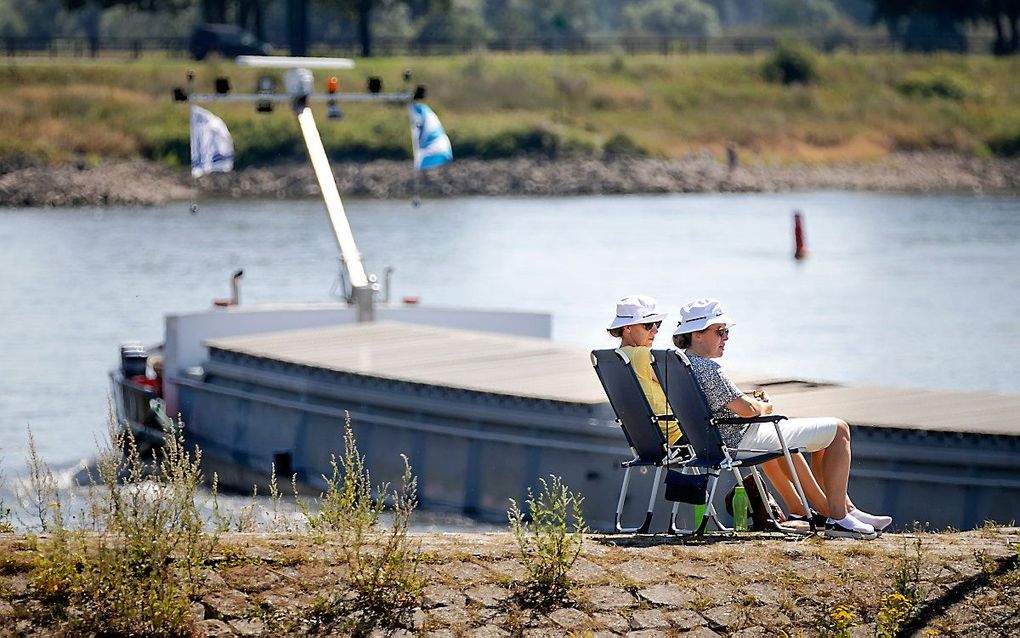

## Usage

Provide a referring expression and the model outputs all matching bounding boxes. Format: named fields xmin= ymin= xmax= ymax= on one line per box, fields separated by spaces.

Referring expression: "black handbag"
xmin=663 ymin=469 xmax=708 ymax=504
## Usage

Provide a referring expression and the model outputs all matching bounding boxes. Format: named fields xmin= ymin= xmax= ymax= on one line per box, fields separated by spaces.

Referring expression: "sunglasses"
xmin=712 ymin=327 xmax=730 ymax=337
xmin=641 ymin=321 xmax=662 ymax=330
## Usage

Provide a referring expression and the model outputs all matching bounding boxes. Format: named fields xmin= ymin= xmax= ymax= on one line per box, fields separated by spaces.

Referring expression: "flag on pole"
xmin=409 ymin=103 xmax=452 ymax=170
xmin=190 ymin=105 xmax=235 ymax=177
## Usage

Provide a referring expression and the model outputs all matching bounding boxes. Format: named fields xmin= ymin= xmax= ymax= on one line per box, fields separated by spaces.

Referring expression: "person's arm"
xmin=726 ymin=395 xmax=771 ymax=417
xmin=726 ymin=390 xmax=773 ymax=417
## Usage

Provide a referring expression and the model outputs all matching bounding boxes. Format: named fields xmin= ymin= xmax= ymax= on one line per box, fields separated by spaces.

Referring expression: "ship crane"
xmin=179 ymin=55 xmax=420 ymax=321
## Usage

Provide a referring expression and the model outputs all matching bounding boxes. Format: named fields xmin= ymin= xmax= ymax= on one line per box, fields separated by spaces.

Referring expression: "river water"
xmin=2 ymin=191 xmax=1019 ymax=474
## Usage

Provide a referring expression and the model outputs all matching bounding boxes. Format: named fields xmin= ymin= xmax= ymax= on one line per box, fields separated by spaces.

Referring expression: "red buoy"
xmin=793 ymin=211 xmax=808 ymax=260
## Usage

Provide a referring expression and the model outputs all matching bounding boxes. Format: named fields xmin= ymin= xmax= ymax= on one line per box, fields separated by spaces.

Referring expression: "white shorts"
xmin=735 ymin=417 xmax=840 ymax=458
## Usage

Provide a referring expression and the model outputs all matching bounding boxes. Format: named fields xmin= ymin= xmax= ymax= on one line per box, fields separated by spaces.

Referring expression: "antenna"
xmin=235 ymin=55 xmax=355 ymax=70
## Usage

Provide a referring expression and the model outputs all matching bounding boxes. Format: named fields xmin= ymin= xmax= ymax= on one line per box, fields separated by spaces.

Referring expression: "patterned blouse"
xmin=686 ymin=352 xmax=748 ymax=449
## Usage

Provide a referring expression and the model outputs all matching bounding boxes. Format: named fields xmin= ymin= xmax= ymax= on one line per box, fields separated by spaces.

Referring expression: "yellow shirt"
xmin=619 ymin=346 xmax=681 ymax=445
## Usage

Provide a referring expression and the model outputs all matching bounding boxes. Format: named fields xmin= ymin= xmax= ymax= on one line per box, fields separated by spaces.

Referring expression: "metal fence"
xmin=1 ymin=33 xmax=999 ymax=59
xmin=3 ymin=36 xmax=189 ymax=59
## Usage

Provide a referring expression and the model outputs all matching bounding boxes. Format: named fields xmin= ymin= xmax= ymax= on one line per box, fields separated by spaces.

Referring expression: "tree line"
xmin=0 ymin=0 xmax=1015 ymax=56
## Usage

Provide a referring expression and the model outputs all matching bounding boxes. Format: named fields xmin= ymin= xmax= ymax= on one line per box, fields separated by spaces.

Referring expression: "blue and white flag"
xmin=190 ymin=105 xmax=234 ymax=178
xmin=409 ymin=103 xmax=452 ymax=171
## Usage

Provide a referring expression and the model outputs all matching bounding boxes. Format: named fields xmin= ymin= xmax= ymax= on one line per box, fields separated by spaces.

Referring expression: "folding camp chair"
xmin=591 ymin=348 xmax=693 ymax=533
xmin=650 ymin=349 xmax=812 ymax=536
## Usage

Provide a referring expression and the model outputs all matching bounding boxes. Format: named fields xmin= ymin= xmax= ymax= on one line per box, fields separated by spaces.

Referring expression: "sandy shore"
xmin=2 ymin=527 xmax=1018 ymax=636
xmin=2 ymin=152 xmax=1019 ymax=207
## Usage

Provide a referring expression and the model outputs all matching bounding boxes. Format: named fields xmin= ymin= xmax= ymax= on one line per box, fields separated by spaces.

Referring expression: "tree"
xmin=983 ymin=0 xmax=1020 ymax=54
xmin=870 ymin=0 xmax=1020 ymax=54
xmin=414 ymin=0 xmax=489 ymax=50
xmin=487 ymin=0 xmax=595 ymax=43
xmin=1 ymin=0 xmax=34 ymax=38
xmin=764 ymin=0 xmax=838 ymax=29
xmin=60 ymin=0 xmax=274 ymax=46
xmin=318 ymin=0 xmax=450 ymax=56
xmin=623 ymin=0 xmax=721 ymax=37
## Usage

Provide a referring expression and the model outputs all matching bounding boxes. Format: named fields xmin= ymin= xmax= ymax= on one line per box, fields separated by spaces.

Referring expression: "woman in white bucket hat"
xmin=607 ymin=295 xmax=681 ymax=445
xmin=674 ymin=298 xmax=891 ymax=540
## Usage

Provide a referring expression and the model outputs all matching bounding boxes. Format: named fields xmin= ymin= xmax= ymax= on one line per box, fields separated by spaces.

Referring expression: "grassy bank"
xmin=1 ymin=51 xmax=1019 ymax=171
xmin=3 ymin=528 xmax=1020 ymax=635
xmin=2 ymin=415 xmax=1019 ymax=635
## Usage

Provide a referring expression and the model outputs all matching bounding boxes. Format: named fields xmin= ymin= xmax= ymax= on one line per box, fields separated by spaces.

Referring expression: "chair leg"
xmin=768 ymin=420 xmax=816 ymax=532
xmin=614 ymin=465 xmax=662 ymax=534
xmin=639 ymin=466 xmax=663 ymax=534
xmin=779 ymin=448 xmax=814 ymax=532
xmin=668 ymin=501 xmax=684 ymax=534
xmin=700 ymin=472 xmax=730 ymax=534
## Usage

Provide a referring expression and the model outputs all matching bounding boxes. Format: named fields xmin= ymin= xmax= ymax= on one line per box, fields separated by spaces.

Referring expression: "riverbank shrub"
xmin=987 ymin=129 xmax=1020 ymax=158
xmin=603 ymin=132 xmax=648 ymax=157
xmin=896 ymin=70 xmax=970 ymax=100
xmin=20 ymin=429 xmax=64 ymax=532
xmin=507 ymin=474 xmax=586 ymax=608
xmin=28 ymin=421 xmax=210 ymax=637
xmin=452 ymin=126 xmax=566 ymax=159
xmin=303 ymin=415 xmax=425 ymax=635
xmin=762 ymin=39 xmax=820 ymax=85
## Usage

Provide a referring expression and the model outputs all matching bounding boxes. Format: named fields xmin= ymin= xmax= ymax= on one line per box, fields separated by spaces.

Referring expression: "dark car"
xmin=189 ymin=23 xmax=272 ymax=60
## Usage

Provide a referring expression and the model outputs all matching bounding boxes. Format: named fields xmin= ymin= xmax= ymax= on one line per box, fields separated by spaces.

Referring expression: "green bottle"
xmin=694 ymin=503 xmax=706 ymax=530
xmin=732 ymin=485 xmax=749 ymax=531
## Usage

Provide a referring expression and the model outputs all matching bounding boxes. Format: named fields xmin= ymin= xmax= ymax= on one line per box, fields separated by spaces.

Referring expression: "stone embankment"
xmin=2 ymin=527 xmax=1018 ymax=636
xmin=2 ymin=152 xmax=1020 ymax=207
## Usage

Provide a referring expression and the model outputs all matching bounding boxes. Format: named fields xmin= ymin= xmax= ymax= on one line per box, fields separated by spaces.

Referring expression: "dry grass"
xmin=1 ymin=528 xmax=1019 ymax=635
xmin=2 ymin=52 xmax=1020 ymax=168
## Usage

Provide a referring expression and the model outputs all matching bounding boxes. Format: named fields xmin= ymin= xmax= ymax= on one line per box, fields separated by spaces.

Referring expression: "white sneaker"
xmin=825 ymin=515 xmax=877 ymax=540
xmin=849 ymin=509 xmax=893 ymax=531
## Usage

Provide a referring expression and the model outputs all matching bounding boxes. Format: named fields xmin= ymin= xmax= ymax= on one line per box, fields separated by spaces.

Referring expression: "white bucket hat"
xmin=673 ymin=298 xmax=735 ymax=335
xmin=607 ymin=294 xmax=667 ymax=330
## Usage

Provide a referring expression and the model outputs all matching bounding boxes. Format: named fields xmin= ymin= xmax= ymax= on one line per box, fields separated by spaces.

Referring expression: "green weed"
xmin=507 ymin=474 xmax=587 ymax=608
xmin=28 ymin=418 xmax=211 ymax=637
xmin=876 ymin=592 xmax=913 ymax=638
xmin=814 ymin=603 xmax=855 ymax=638
xmin=19 ymin=428 xmax=64 ymax=532
xmin=303 ymin=414 xmax=425 ymax=636
xmin=874 ymin=537 xmax=945 ymax=636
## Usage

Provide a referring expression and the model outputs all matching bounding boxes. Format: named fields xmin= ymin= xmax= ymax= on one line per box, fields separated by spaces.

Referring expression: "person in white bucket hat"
xmin=606 ymin=295 xmax=680 ymax=445
xmin=673 ymin=298 xmax=892 ymax=540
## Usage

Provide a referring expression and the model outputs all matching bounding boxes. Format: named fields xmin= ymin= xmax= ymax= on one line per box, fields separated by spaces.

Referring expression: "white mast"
xmin=191 ymin=55 xmax=413 ymax=321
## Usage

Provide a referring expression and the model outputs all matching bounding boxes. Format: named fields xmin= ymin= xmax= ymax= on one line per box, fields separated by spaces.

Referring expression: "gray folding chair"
xmin=591 ymin=349 xmax=693 ymax=533
xmin=650 ymin=349 xmax=812 ymax=536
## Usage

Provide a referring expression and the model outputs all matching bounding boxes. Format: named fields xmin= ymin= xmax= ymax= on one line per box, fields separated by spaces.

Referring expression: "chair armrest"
xmin=655 ymin=414 xmax=677 ymax=422
xmin=731 ymin=446 xmax=803 ymax=455
xmin=713 ymin=414 xmax=788 ymax=426
xmin=667 ymin=444 xmax=695 ymax=459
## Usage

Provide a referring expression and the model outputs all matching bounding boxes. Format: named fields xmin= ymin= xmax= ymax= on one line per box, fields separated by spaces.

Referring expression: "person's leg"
xmin=812 ymin=448 xmax=854 ymax=512
xmin=818 ymin=420 xmax=852 ymax=520
xmin=743 ymin=418 xmax=883 ymax=538
xmin=815 ymin=430 xmax=890 ymax=529
xmin=761 ymin=455 xmax=829 ymax=517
